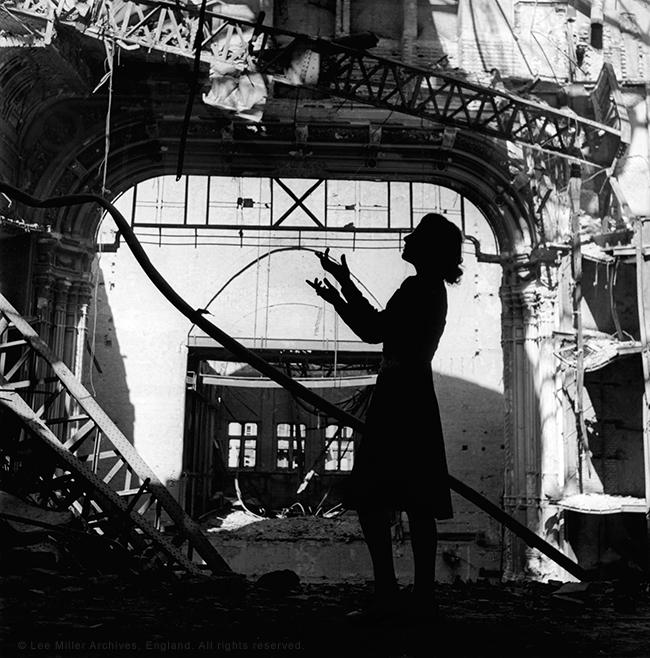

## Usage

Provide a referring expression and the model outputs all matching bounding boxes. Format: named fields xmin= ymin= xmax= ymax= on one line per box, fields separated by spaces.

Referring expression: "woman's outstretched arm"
xmin=306 ymin=269 xmax=384 ymax=344
xmin=336 ymin=283 xmax=384 ymax=343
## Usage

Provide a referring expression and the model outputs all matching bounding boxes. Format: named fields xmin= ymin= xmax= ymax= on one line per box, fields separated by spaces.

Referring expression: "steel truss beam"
xmin=0 ymin=296 xmax=231 ymax=577
xmin=310 ymin=50 xmax=626 ymax=163
xmin=8 ymin=0 xmax=628 ymax=165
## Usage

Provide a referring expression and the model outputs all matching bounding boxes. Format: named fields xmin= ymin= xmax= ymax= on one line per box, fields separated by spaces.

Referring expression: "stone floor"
xmin=2 ymin=569 xmax=650 ymax=658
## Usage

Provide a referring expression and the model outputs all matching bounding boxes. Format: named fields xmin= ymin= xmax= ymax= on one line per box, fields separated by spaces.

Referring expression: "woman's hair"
xmin=415 ymin=213 xmax=464 ymax=284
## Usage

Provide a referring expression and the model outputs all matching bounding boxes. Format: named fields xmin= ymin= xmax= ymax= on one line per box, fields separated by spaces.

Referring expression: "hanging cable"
xmin=297 ymin=383 xmax=373 ymax=495
xmin=529 ymin=31 xmax=560 ymax=86
xmin=88 ymin=247 xmax=101 ymax=397
xmin=186 ymin=245 xmax=383 ymax=342
xmin=530 ymin=30 xmax=586 ymax=76
xmin=92 ymin=38 xmax=116 ymax=196
xmin=610 ymin=258 xmax=624 ymax=341
xmin=87 ymin=40 xmax=116 ymax=393
xmin=102 ymin=45 xmax=114 ymax=196
xmin=262 ymin=179 xmax=272 ymax=342
xmin=0 ymin=182 xmax=590 ymax=582
xmin=248 ymin=181 xmax=262 ymax=346
xmin=494 ymin=0 xmax=535 ymax=78
xmin=176 ymin=0 xmax=209 ymax=180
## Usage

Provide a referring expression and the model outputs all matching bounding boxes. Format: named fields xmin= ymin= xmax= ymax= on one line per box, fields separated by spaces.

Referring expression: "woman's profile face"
xmin=402 ymin=215 xmax=463 ymax=280
xmin=401 ymin=232 xmax=413 ymax=263
xmin=401 ymin=229 xmax=424 ymax=264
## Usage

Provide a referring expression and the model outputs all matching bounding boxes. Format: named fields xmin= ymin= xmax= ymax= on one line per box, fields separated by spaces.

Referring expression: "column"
xmin=51 ymin=278 xmax=72 ymax=433
xmin=52 ymin=278 xmax=71 ymax=362
xmin=73 ymin=282 xmax=92 ymax=379
xmin=501 ymin=268 xmax=569 ymax=580
xmin=30 ymin=235 xmax=95 ymax=439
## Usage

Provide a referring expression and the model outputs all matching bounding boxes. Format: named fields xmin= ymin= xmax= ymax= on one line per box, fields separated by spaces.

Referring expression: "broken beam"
xmin=0 ymin=182 xmax=590 ymax=582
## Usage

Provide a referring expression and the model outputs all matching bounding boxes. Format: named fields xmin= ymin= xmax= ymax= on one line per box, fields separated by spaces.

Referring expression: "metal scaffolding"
xmin=0 ymin=293 xmax=232 ymax=577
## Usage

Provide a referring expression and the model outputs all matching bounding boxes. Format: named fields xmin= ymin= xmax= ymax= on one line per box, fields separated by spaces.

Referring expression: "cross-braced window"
xmin=324 ymin=425 xmax=354 ymax=472
xmin=227 ymin=422 xmax=257 ymax=469
xmin=276 ymin=423 xmax=306 ymax=470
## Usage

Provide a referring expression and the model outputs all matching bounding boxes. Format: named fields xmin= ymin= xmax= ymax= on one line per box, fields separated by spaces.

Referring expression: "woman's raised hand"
xmin=305 ymin=277 xmax=342 ymax=306
xmin=316 ymin=248 xmax=350 ymax=284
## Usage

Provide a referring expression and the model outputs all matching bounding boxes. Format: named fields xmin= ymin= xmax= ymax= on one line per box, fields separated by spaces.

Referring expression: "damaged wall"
xmin=584 ymin=357 xmax=645 ymax=498
xmin=1 ymin=0 xmax=649 ymax=582
xmin=87 ymin=180 xmax=505 ymax=576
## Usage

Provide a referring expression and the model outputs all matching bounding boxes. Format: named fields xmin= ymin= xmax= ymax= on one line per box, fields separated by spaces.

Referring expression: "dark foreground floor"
xmin=2 ymin=570 xmax=650 ymax=658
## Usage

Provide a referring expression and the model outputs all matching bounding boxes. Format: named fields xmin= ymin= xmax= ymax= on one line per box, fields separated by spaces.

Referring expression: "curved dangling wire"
xmin=0 ymin=181 xmax=589 ymax=582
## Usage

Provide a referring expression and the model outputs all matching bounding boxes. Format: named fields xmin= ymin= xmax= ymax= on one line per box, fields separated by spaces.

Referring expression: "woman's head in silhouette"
xmin=402 ymin=213 xmax=463 ymax=283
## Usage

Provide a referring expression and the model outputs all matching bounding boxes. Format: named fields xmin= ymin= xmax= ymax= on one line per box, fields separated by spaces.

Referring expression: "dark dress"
xmin=338 ymin=274 xmax=453 ymax=519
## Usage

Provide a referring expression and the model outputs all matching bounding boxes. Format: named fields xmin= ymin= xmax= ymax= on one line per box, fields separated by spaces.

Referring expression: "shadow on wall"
xmin=87 ymin=264 xmax=135 ymax=445
xmin=188 ymin=374 xmax=506 ymax=583
xmin=436 ymin=372 xmax=505 ymax=474
xmin=435 ymin=372 xmax=505 ymax=546
xmin=584 ymin=356 xmax=645 ymax=498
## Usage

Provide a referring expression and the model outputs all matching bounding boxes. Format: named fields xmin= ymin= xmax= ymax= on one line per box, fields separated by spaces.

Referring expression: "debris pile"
xmin=204 ymin=511 xmax=363 ymax=542
xmin=2 ymin=567 xmax=650 ymax=657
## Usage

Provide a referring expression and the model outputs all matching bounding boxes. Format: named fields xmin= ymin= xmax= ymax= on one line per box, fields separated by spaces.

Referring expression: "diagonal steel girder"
xmin=0 ymin=182 xmax=591 ymax=582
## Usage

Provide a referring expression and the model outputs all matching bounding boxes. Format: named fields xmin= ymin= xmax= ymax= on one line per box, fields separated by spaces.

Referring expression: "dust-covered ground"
xmin=2 ymin=568 xmax=650 ymax=658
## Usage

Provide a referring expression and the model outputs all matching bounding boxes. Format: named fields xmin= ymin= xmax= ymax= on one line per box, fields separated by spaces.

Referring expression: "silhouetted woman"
xmin=307 ymin=213 xmax=462 ymax=623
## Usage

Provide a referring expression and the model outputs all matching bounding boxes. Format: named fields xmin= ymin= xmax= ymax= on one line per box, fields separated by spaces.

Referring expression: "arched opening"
xmin=91 ymin=172 xmax=509 ymax=581
xmin=12 ymin=86 xmax=575 ymax=579
xmin=18 ymin=99 xmax=536 ymax=257
xmin=13 ymin=75 xmax=574 ymax=580
xmin=0 ymin=0 xmax=645 ymax=596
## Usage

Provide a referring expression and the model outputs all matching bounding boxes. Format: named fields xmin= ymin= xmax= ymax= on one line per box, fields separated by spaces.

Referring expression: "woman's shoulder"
xmin=400 ymin=275 xmax=446 ymax=295
xmin=388 ymin=275 xmax=446 ymax=310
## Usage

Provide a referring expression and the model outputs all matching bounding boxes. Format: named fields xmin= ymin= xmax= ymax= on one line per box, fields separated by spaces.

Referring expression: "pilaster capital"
xmin=69 ymin=280 xmax=93 ymax=306
xmin=54 ymin=277 xmax=72 ymax=293
xmin=500 ymin=279 xmax=558 ymax=343
xmin=33 ymin=272 xmax=54 ymax=301
xmin=53 ymin=277 xmax=72 ymax=310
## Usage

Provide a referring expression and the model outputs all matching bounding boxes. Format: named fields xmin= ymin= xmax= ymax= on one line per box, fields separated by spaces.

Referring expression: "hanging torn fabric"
xmin=202 ymin=61 xmax=268 ymax=122
xmin=201 ymin=37 xmax=323 ymax=121
xmin=200 ymin=4 xmax=268 ymax=122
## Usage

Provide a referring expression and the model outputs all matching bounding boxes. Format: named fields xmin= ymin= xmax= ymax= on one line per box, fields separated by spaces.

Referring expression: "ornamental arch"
xmin=2 ymin=1 xmax=615 ymax=579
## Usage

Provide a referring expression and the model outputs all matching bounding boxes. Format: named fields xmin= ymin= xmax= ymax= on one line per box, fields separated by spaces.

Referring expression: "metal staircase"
xmin=0 ymin=292 xmax=231 ymax=577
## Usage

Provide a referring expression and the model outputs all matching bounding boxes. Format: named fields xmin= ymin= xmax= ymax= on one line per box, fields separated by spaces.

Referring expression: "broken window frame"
xmin=323 ymin=424 xmax=355 ymax=472
xmin=275 ymin=422 xmax=306 ymax=470
xmin=226 ymin=421 xmax=258 ymax=470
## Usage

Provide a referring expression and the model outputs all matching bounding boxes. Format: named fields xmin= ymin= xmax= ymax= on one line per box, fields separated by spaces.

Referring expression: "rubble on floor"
xmin=3 ymin=499 xmax=649 ymax=655
xmin=203 ymin=510 xmax=363 ymax=542
xmin=2 ymin=563 xmax=650 ymax=657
